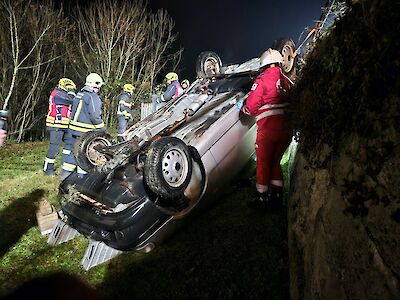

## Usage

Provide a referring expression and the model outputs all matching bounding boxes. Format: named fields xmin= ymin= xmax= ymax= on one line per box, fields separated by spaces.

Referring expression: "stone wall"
xmin=289 ymin=136 xmax=400 ymax=299
xmin=288 ymin=0 xmax=400 ymax=298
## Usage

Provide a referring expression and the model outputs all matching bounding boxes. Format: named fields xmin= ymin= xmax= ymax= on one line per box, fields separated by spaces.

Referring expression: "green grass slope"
xmin=0 ymin=142 xmax=289 ymax=299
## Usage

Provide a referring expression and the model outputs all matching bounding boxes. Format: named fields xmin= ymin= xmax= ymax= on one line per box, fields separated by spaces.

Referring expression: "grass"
xmin=0 ymin=142 xmax=289 ymax=299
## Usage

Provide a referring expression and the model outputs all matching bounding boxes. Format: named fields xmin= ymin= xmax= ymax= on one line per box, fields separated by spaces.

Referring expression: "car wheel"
xmin=272 ymin=38 xmax=297 ymax=78
xmin=75 ymin=131 xmax=113 ymax=172
xmin=196 ymin=51 xmax=222 ymax=78
xmin=144 ymin=137 xmax=193 ymax=200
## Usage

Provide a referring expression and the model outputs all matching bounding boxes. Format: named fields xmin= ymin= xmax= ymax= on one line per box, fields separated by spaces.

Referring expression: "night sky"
xmin=148 ymin=0 xmax=325 ymax=80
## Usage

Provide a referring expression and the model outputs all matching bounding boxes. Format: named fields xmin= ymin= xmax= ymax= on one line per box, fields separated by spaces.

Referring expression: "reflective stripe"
xmin=77 ymin=167 xmax=87 ymax=174
xmin=122 ymin=111 xmax=131 ymax=118
xmin=46 ymin=116 xmax=69 ymax=123
xmin=255 ymin=109 xmax=285 ymax=121
xmin=62 ymin=162 xmax=76 ymax=171
xmin=258 ymin=102 xmax=289 ymax=111
xmin=73 ymin=100 xmax=83 ymax=122
xmin=117 ymin=101 xmax=132 ymax=115
xmin=69 ymin=120 xmax=105 ymax=130
xmin=62 ymin=149 xmax=71 ymax=155
xmin=117 ymin=111 xmax=132 ymax=118
xmin=46 ymin=116 xmax=70 ymax=128
xmin=256 ymin=183 xmax=268 ymax=193
xmin=69 ymin=124 xmax=92 ymax=133
xmin=119 ymin=101 xmax=132 ymax=107
xmin=70 ymin=120 xmax=96 ymax=129
xmin=46 ymin=123 xmax=68 ymax=129
xmin=45 ymin=157 xmax=56 ymax=163
xmin=94 ymin=122 xmax=105 ymax=129
xmin=270 ymin=180 xmax=283 ymax=187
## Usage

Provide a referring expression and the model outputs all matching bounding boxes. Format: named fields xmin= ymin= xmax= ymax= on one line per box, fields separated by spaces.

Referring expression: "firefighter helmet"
xmin=260 ymin=48 xmax=283 ymax=68
xmin=123 ymin=83 xmax=135 ymax=94
xmin=58 ymin=78 xmax=76 ymax=92
xmin=181 ymin=79 xmax=190 ymax=89
xmin=86 ymin=73 xmax=104 ymax=89
xmin=165 ymin=72 xmax=178 ymax=83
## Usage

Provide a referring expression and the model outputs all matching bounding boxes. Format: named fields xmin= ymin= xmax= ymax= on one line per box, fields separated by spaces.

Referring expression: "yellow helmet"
xmin=58 ymin=78 xmax=76 ymax=92
xmin=123 ymin=83 xmax=135 ymax=94
xmin=165 ymin=72 xmax=178 ymax=83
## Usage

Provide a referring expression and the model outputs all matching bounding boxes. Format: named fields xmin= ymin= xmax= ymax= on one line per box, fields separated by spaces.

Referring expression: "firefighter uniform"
xmin=43 ymin=87 xmax=75 ymax=175
xmin=60 ymin=85 xmax=105 ymax=180
xmin=242 ymin=64 xmax=293 ymax=207
xmin=116 ymin=92 xmax=133 ymax=140
xmin=152 ymin=80 xmax=183 ymax=111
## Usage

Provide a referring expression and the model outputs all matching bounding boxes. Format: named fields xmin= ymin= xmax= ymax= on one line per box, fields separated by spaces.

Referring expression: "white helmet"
xmin=260 ymin=48 xmax=283 ymax=68
xmin=85 ymin=73 xmax=104 ymax=89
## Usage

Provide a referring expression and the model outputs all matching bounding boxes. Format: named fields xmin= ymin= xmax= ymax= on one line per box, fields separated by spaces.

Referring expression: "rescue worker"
xmin=116 ymin=83 xmax=135 ymax=142
xmin=181 ymin=79 xmax=190 ymax=91
xmin=239 ymin=48 xmax=293 ymax=210
xmin=152 ymin=72 xmax=183 ymax=112
xmin=43 ymin=78 xmax=76 ymax=176
xmin=60 ymin=73 xmax=105 ymax=180
xmin=0 ymin=130 xmax=6 ymax=147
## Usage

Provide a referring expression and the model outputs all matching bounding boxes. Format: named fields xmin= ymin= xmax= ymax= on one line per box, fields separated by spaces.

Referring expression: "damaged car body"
xmin=48 ymin=40 xmax=297 ymax=270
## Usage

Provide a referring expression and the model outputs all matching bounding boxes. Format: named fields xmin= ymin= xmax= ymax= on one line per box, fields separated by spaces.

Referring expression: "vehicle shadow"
xmin=2 ymin=271 xmax=101 ymax=300
xmin=0 ymin=189 xmax=44 ymax=257
xmin=98 ymin=181 xmax=289 ymax=300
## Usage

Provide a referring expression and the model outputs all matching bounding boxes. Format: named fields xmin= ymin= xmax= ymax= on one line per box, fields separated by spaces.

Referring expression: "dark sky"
xmin=148 ymin=0 xmax=325 ymax=80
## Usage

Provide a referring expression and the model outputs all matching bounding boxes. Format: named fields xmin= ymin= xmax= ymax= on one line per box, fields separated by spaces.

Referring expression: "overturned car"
xmin=48 ymin=39 xmax=297 ymax=270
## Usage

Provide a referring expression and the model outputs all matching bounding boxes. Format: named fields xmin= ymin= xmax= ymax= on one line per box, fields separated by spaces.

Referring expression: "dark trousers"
xmin=117 ymin=115 xmax=128 ymax=135
xmin=44 ymin=128 xmax=67 ymax=173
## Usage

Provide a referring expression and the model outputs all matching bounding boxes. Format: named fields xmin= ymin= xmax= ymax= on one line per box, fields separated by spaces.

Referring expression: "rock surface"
xmin=288 ymin=0 xmax=400 ymax=299
xmin=289 ymin=140 xmax=400 ymax=299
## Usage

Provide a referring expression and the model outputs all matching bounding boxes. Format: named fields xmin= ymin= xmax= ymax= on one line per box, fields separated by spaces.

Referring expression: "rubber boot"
xmin=247 ymin=191 xmax=268 ymax=209
xmin=43 ymin=162 xmax=55 ymax=176
xmin=269 ymin=185 xmax=283 ymax=211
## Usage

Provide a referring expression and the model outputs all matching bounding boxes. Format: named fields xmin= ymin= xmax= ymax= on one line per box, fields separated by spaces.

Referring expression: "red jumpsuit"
xmin=242 ymin=66 xmax=293 ymax=191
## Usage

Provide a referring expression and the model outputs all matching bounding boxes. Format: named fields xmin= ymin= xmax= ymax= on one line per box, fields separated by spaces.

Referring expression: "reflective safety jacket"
xmin=46 ymin=88 xmax=74 ymax=130
xmin=160 ymin=80 xmax=183 ymax=102
xmin=116 ymin=92 xmax=133 ymax=119
xmin=242 ymin=66 xmax=293 ymax=130
xmin=69 ymin=86 xmax=105 ymax=136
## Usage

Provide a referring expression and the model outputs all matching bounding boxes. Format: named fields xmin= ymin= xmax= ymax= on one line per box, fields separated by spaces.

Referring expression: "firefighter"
xmin=181 ymin=79 xmax=190 ymax=91
xmin=60 ymin=73 xmax=105 ymax=180
xmin=0 ymin=130 xmax=6 ymax=147
xmin=116 ymin=83 xmax=135 ymax=142
xmin=239 ymin=48 xmax=293 ymax=210
xmin=152 ymin=72 xmax=183 ymax=112
xmin=43 ymin=78 xmax=76 ymax=176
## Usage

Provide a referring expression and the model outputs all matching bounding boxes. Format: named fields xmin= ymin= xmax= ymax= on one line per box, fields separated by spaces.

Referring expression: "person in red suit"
xmin=240 ymin=48 xmax=293 ymax=209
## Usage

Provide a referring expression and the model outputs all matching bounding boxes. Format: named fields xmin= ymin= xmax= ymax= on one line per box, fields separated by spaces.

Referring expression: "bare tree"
xmin=0 ymin=0 xmax=65 ymax=141
xmin=74 ymin=0 xmax=181 ymax=126
xmin=0 ymin=0 xmax=182 ymax=141
xmin=131 ymin=9 xmax=182 ymax=101
xmin=74 ymin=0 xmax=148 ymax=125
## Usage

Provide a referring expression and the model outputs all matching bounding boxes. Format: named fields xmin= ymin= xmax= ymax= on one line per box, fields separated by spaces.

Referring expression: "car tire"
xmin=272 ymin=38 xmax=297 ymax=78
xmin=196 ymin=51 xmax=222 ymax=78
xmin=144 ymin=137 xmax=193 ymax=200
xmin=75 ymin=131 xmax=113 ymax=172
